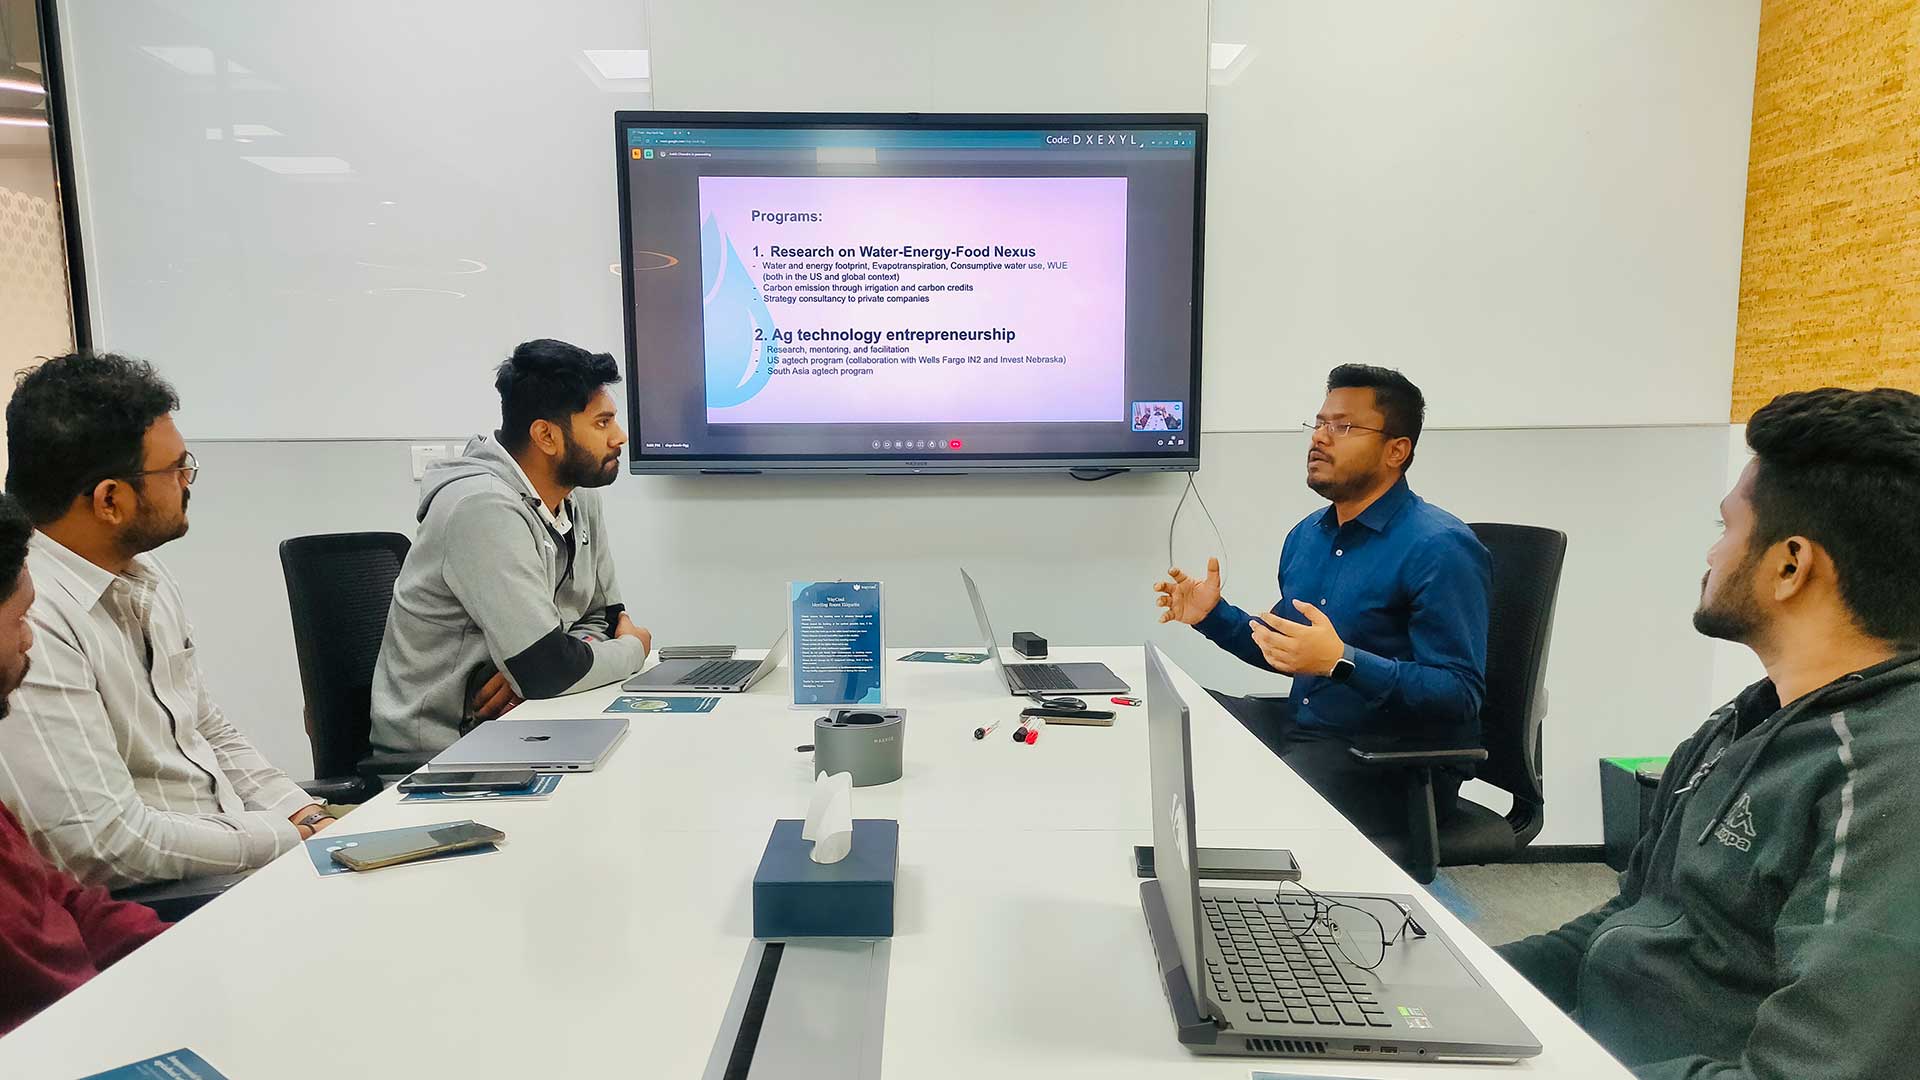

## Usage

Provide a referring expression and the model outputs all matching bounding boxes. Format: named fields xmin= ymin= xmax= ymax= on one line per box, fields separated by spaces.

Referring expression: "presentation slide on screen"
xmin=697 ymin=176 xmax=1127 ymax=425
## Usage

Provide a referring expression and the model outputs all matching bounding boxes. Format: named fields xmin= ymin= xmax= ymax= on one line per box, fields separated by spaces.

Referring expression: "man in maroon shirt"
xmin=0 ymin=492 xmax=167 ymax=1035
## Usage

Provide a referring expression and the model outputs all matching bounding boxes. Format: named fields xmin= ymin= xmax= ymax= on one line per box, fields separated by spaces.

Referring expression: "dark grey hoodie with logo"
xmin=1498 ymin=652 xmax=1920 ymax=1079
xmin=368 ymin=435 xmax=647 ymax=756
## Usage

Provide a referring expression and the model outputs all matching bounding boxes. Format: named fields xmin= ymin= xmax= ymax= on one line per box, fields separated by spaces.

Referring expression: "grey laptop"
xmin=960 ymin=568 xmax=1128 ymax=696
xmin=1137 ymin=644 xmax=1541 ymax=1063
xmin=624 ymin=630 xmax=786 ymax=693
xmin=428 ymin=717 xmax=630 ymax=773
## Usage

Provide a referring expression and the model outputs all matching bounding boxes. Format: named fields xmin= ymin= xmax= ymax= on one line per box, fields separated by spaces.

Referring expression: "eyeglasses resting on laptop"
xmin=1269 ymin=879 xmax=1428 ymax=971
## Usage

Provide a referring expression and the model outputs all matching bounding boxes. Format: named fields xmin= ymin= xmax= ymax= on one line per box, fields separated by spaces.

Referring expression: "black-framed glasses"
xmin=1270 ymin=879 xmax=1426 ymax=970
xmin=125 ymin=452 xmax=199 ymax=486
xmin=1302 ymin=419 xmax=1388 ymax=439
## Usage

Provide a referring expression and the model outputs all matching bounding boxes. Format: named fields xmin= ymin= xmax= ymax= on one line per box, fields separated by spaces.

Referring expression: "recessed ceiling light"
xmin=231 ymin=123 xmax=282 ymax=137
xmin=1209 ymin=43 xmax=1247 ymax=70
xmin=583 ymin=49 xmax=650 ymax=80
xmin=241 ymin=155 xmax=353 ymax=175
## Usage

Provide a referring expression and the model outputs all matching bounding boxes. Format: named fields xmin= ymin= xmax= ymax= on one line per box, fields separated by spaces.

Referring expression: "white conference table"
xmin=0 ymin=647 xmax=1629 ymax=1079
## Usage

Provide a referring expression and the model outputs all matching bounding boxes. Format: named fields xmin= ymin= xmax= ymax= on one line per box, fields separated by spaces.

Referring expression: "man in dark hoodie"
xmin=1498 ymin=387 xmax=1920 ymax=1079
xmin=370 ymin=340 xmax=653 ymax=756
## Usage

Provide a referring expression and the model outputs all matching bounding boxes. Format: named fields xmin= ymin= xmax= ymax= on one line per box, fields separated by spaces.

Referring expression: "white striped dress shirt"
xmin=0 ymin=532 xmax=309 ymax=888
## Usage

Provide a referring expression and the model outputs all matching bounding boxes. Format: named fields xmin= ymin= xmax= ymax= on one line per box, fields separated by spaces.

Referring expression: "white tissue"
xmin=802 ymin=770 xmax=855 ymax=864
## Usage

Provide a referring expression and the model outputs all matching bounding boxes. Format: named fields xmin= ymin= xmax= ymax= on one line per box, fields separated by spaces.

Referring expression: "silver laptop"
xmin=1137 ymin=644 xmax=1541 ymax=1062
xmin=960 ymin=568 xmax=1128 ymax=696
xmin=428 ymin=717 xmax=630 ymax=773
xmin=624 ymin=630 xmax=786 ymax=693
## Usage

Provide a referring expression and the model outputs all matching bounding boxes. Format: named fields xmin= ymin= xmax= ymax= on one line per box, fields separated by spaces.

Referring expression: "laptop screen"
xmin=959 ymin=568 xmax=1013 ymax=687
xmin=1145 ymin=645 xmax=1208 ymax=1013
xmin=752 ymin=630 xmax=790 ymax=679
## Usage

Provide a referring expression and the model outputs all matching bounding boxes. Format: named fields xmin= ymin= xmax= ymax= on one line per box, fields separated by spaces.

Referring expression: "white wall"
xmin=57 ymin=0 xmax=655 ymax=439
xmin=650 ymin=0 xmax=1205 ymax=113
xmin=58 ymin=0 xmax=1761 ymax=437
xmin=55 ymin=1 xmax=1765 ymax=844
xmin=1203 ymin=0 xmax=1760 ymax=431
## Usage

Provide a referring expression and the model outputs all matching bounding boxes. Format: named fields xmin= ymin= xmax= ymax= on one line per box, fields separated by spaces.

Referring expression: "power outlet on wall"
xmin=410 ymin=443 xmax=456 ymax=480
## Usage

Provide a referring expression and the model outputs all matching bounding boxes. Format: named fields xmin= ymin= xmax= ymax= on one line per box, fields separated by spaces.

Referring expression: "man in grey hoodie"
xmin=1498 ymin=387 xmax=1920 ymax=1079
xmin=370 ymin=340 xmax=652 ymax=756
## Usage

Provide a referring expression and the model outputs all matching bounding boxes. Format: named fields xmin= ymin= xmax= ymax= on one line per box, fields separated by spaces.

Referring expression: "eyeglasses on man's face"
xmin=1302 ymin=418 xmax=1389 ymax=439
xmin=122 ymin=452 xmax=199 ymax=487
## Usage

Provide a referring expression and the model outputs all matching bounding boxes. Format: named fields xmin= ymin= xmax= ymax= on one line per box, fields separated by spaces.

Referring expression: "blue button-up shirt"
xmin=1195 ymin=477 xmax=1491 ymax=747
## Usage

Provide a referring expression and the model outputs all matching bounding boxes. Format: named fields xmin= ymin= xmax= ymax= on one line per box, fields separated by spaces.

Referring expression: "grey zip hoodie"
xmin=1498 ymin=652 xmax=1920 ymax=1079
xmin=368 ymin=435 xmax=647 ymax=756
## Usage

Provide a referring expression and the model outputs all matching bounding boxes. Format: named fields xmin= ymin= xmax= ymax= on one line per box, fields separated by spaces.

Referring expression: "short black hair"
xmin=0 ymin=493 xmax=30 ymax=600
xmin=5 ymin=352 xmax=181 ymax=524
xmin=1745 ymin=387 xmax=1920 ymax=645
xmin=494 ymin=339 xmax=621 ymax=452
xmin=1327 ymin=364 xmax=1426 ymax=468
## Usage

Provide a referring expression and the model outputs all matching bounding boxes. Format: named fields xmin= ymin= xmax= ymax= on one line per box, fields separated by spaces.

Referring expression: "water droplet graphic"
xmin=700 ymin=213 xmax=779 ymax=408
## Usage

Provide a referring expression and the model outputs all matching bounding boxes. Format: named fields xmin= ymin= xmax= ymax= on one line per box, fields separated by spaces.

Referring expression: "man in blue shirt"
xmin=1154 ymin=365 xmax=1491 ymax=834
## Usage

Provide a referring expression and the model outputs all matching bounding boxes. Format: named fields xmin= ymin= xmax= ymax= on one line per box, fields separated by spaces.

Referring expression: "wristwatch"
xmin=1328 ymin=646 xmax=1357 ymax=684
xmin=294 ymin=809 xmax=333 ymax=833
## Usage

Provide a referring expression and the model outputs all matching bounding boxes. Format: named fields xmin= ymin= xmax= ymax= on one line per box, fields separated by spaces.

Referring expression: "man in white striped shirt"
xmin=0 ymin=353 xmax=334 ymax=889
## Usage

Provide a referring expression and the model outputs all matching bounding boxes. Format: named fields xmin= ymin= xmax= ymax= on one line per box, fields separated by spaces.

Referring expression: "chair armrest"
xmin=298 ymin=776 xmax=374 ymax=804
xmin=111 ymin=871 xmax=252 ymax=922
xmin=355 ymin=754 xmax=437 ymax=795
xmin=1347 ymin=746 xmax=1489 ymax=768
xmin=359 ymin=753 xmax=433 ymax=777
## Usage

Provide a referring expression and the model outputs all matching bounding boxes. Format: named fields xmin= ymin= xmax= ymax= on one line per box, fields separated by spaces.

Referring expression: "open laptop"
xmin=1137 ymin=644 xmax=1541 ymax=1062
xmin=959 ymin=568 xmax=1128 ymax=696
xmin=624 ymin=630 xmax=787 ymax=693
xmin=428 ymin=717 xmax=630 ymax=773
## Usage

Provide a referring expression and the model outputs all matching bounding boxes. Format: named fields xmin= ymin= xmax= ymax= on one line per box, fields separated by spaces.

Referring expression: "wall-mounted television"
xmin=615 ymin=111 xmax=1206 ymax=475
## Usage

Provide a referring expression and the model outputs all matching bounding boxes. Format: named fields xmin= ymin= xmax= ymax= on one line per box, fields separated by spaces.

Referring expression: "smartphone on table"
xmin=330 ymin=821 xmax=506 ymax=872
xmin=396 ymin=769 xmax=537 ymax=794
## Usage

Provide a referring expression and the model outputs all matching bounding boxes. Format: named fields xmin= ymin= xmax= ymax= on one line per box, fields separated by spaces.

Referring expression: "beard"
xmin=0 ymin=654 xmax=29 ymax=717
xmin=1306 ymin=463 xmax=1383 ymax=502
xmin=1305 ymin=441 xmax=1389 ymax=502
xmin=554 ymin=434 xmax=621 ymax=489
xmin=117 ymin=489 xmax=189 ymax=557
xmin=1692 ymin=546 xmax=1767 ymax=644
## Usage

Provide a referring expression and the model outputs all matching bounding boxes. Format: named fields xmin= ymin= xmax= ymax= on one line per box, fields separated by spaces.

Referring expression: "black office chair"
xmin=1351 ymin=523 xmax=1568 ymax=884
xmin=111 ymin=532 xmax=431 ymax=921
xmin=280 ymin=531 xmax=433 ymax=801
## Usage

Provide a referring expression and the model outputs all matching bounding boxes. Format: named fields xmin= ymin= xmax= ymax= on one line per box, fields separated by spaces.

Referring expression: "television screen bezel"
xmin=614 ymin=110 xmax=1207 ymax=475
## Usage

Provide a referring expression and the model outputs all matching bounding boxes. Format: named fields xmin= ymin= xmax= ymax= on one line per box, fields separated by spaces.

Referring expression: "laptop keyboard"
xmin=679 ymin=658 xmax=759 ymax=686
xmin=1201 ymin=896 xmax=1393 ymax=1029
xmin=1007 ymin=664 xmax=1073 ymax=692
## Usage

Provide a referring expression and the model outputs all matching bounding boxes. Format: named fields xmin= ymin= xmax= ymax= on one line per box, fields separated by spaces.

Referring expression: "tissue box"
xmin=752 ymin=818 xmax=899 ymax=938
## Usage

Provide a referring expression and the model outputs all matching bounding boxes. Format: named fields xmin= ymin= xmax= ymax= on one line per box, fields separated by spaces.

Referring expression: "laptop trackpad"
xmin=1367 ymin=937 xmax=1479 ymax=989
xmin=1341 ymin=896 xmax=1479 ymax=990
